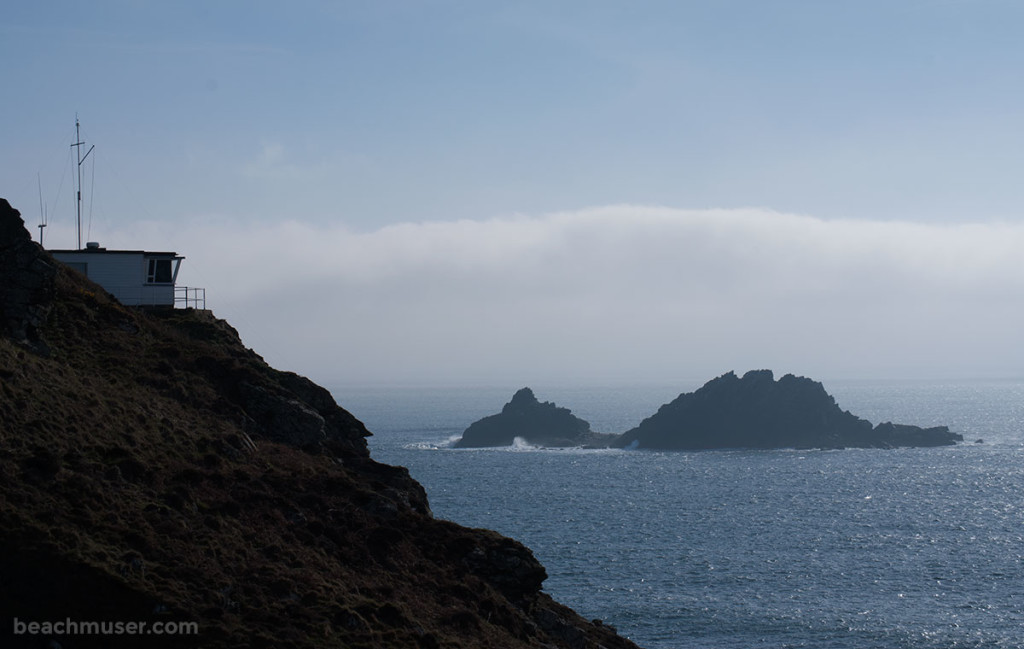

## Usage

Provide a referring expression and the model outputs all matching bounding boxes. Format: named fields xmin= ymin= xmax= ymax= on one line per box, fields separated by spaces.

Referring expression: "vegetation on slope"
xmin=0 ymin=198 xmax=638 ymax=649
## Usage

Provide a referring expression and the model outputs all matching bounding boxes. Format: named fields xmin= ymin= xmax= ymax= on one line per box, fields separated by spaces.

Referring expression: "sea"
xmin=330 ymin=379 xmax=1024 ymax=649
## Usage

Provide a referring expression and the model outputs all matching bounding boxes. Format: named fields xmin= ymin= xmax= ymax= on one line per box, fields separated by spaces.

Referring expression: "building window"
xmin=147 ymin=258 xmax=173 ymax=284
xmin=66 ymin=262 xmax=88 ymax=277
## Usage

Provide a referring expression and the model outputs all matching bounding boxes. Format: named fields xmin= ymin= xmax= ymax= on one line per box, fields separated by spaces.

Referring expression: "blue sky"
xmin=4 ymin=1 xmax=1024 ymax=385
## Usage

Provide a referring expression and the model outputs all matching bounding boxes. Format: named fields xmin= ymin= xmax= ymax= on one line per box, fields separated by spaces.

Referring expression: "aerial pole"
xmin=71 ymin=115 xmax=94 ymax=250
xmin=37 ymin=174 xmax=47 ymax=247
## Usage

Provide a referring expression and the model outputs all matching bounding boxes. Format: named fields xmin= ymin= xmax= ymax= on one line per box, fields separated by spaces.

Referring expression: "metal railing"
xmin=73 ymin=284 xmax=207 ymax=309
xmin=175 ymin=286 xmax=206 ymax=310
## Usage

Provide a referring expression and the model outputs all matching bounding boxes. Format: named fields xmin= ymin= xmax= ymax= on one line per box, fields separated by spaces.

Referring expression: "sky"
xmin=3 ymin=0 xmax=1024 ymax=387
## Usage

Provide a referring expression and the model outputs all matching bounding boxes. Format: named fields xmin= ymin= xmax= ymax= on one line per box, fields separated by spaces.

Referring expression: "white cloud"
xmin=90 ymin=206 xmax=1024 ymax=385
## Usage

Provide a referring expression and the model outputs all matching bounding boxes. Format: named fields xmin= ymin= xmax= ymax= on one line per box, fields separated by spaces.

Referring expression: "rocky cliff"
xmin=612 ymin=370 xmax=962 ymax=450
xmin=0 ymin=198 xmax=640 ymax=649
xmin=454 ymin=388 xmax=616 ymax=449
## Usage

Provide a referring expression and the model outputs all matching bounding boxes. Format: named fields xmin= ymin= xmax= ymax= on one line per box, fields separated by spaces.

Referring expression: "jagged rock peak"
xmin=505 ymin=386 xmax=539 ymax=410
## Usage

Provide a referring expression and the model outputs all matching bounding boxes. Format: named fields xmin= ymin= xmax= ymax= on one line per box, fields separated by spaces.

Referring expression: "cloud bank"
xmin=80 ymin=206 xmax=1024 ymax=385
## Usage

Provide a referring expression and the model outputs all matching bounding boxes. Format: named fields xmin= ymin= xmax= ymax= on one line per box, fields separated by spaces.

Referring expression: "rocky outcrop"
xmin=239 ymin=381 xmax=330 ymax=448
xmin=0 ymin=198 xmax=640 ymax=649
xmin=612 ymin=370 xmax=962 ymax=450
xmin=454 ymin=387 xmax=617 ymax=448
xmin=0 ymin=198 xmax=56 ymax=355
xmin=143 ymin=307 xmax=375 ymax=463
xmin=865 ymin=421 xmax=964 ymax=448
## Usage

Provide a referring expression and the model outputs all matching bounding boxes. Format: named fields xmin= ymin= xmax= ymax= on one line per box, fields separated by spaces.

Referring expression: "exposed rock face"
xmin=0 ymin=198 xmax=56 ymax=355
xmin=612 ymin=370 xmax=962 ymax=450
xmin=455 ymin=387 xmax=617 ymax=448
xmin=0 ymin=198 xmax=640 ymax=649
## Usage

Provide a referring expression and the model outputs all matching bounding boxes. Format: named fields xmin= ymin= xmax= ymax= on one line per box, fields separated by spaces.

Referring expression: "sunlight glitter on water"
xmin=349 ymin=381 xmax=1024 ymax=648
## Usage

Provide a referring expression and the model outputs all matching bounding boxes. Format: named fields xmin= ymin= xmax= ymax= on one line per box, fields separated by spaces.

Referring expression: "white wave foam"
xmin=510 ymin=436 xmax=541 ymax=451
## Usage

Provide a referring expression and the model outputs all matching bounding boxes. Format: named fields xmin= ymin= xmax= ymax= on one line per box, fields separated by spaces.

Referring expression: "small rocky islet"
xmin=455 ymin=370 xmax=963 ymax=450
xmin=453 ymin=387 xmax=618 ymax=449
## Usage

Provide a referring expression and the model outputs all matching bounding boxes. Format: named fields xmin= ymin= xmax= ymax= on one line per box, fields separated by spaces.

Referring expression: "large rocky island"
xmin=0 ymin=198 xmax=639 ymax=649
xmin=612 ymin=370 xmax=963 ymax=450
xmin=454 ymin=388 xmax=617 ymax=448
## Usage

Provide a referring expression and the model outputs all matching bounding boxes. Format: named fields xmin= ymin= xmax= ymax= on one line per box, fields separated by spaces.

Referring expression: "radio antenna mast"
xmin=37 ymin=174 xmax=47 ymax=247
xmin=71 ymin=115 xmax=94 ymax=250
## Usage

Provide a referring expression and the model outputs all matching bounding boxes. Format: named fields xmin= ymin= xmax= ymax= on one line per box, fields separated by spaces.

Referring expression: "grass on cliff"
xmin=1 ymin=264 xmax=637 ymax=649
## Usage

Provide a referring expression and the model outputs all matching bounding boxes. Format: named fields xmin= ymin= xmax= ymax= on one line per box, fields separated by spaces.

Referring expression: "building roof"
xmin=49 ymin=248 xmax=181 ymax=257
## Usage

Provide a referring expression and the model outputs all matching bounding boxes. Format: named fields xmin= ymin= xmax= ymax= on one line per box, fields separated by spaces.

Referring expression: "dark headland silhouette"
xmin=456 ymin=371 xmax=962 ymax=450
xmin=0 ymin=198 xmax=639 ymax=649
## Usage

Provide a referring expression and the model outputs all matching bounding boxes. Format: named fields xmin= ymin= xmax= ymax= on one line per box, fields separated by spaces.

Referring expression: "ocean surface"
xmin=331 ymin=379 xmax=1024 ymax=649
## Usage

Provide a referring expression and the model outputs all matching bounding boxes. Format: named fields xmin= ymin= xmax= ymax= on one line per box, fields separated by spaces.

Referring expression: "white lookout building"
xmin=51 ymin=243 xmax=204 ymax=309
xmin=44 ymin=119 xmax=204 ymax=309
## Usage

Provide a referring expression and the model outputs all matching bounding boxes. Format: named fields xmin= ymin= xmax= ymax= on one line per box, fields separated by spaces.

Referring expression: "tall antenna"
xmin=71 ymin=115 xmax=94 ymax=250
xmin=37 ymin=174 xmax=47 ymax=247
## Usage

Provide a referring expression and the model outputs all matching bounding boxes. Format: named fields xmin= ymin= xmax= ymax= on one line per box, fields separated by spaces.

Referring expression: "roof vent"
xmin=86 ymin=241 xmax=100 ymax=249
